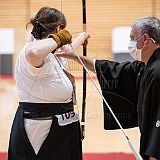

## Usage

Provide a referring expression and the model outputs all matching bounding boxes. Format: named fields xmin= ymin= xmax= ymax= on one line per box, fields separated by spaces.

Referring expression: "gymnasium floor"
xmin=0 ymin=77 xmax=140 ymax=160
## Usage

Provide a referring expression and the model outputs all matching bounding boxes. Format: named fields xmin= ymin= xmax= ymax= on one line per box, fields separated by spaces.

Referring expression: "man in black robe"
xmin=57 ymin=16 xmax=160 ymax=160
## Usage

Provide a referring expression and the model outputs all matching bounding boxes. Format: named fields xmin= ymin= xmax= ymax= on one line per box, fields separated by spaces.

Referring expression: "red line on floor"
xmin=0 ymin=152 xmax=7 ymax=160
xmin=83 ymin=153 xmax=136 ymax=160
xmin=0 ymin=75 xmax=13 ymax=80
xmin=0 ymin=152 xmax=135 ymax=160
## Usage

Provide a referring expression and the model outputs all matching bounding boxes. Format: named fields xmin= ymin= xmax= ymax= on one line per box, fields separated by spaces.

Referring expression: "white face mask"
xmin=128 ymin=40 xmax=142 ymax=61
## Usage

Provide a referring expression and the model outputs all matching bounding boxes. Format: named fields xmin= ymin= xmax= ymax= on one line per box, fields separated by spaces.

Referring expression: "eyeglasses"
xmin=130 ymin=36 xmax=142 ymax=42
xmin=130 ymin=34 xmax=156 ymax=43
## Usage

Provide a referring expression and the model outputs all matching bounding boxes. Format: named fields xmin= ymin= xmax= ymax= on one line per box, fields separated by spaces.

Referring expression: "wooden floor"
xmin=0 ymin=78 xmax=140 ymax=156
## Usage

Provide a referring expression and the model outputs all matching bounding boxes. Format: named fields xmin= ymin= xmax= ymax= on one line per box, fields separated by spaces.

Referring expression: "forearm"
xmin=71 ymin=32 xmax=89 ymax=50
xmin=68 ymin=54 xmax=95 ymax=73
xmin=26 ymin=38 xmax=57 ymax=67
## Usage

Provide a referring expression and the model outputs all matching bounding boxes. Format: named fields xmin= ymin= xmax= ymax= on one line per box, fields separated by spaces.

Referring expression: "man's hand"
xmin=55 ymin=45 xmax=95 ymax=73
xmin=55 ymin=46 xmax=75 ymax=58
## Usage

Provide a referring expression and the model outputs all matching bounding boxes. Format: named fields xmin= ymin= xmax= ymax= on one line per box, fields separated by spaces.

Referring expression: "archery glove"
xmin=48 ymin=30 xmax=72 ymax=49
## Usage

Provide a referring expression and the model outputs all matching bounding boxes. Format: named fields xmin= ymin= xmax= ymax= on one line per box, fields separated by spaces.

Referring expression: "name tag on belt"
xmin=55 ymin=111 xmax=79 ymax=126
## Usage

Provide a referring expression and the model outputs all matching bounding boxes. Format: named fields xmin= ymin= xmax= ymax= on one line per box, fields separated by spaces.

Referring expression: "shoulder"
xmin=127 ymin=61 xmax=145 ymax=74
xmin=130 ymin=60 xmax=145 ymax=69
xmin=18 ymin=43 xmax=31 ymax=59
xmin=147 ymin=60 xmax=160 ymax=81
xmin=16 ymin=43 xmax=52 ymax=76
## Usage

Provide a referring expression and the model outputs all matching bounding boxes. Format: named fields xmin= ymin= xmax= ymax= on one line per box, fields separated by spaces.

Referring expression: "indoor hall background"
xmin=0 ymin=0 xmax=160 ymax=160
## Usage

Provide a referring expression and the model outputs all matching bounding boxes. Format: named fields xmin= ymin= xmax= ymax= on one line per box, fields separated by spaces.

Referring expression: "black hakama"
xmin=8 ymin=102 xmax=82 ymax=160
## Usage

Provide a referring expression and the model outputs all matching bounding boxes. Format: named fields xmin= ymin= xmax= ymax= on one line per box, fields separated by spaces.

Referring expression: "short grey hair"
xmin=133 ymin=16 xmax=160 ymax=43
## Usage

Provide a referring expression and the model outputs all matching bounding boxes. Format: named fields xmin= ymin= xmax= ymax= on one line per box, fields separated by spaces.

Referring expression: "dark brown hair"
xmin=27 ymin=7 xmax=67 ymax=39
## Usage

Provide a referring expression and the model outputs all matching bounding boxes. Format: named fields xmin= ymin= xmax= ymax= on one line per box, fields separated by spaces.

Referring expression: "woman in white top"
xmin=8 ymin=6 xmax=89 ymax=160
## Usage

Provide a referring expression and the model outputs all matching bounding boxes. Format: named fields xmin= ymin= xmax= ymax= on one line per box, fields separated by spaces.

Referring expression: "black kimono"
xmin=95 ymin=48 xmax=160 ymax=160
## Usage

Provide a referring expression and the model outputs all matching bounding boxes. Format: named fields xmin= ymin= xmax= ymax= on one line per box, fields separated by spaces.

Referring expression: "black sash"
xmin=19 ymin=101 xmax=73 ymax=118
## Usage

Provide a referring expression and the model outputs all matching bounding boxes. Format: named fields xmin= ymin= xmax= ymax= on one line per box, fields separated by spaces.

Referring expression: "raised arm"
xmin=26 ymin=38 xmax=58 ymax=67
xmin=56 ymin=32 xmax=95 ymax=72
xmin=71 ymin=32 xmax=89 ymax=50
xmin=25 ymin=30 xmax=72 ymax=67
